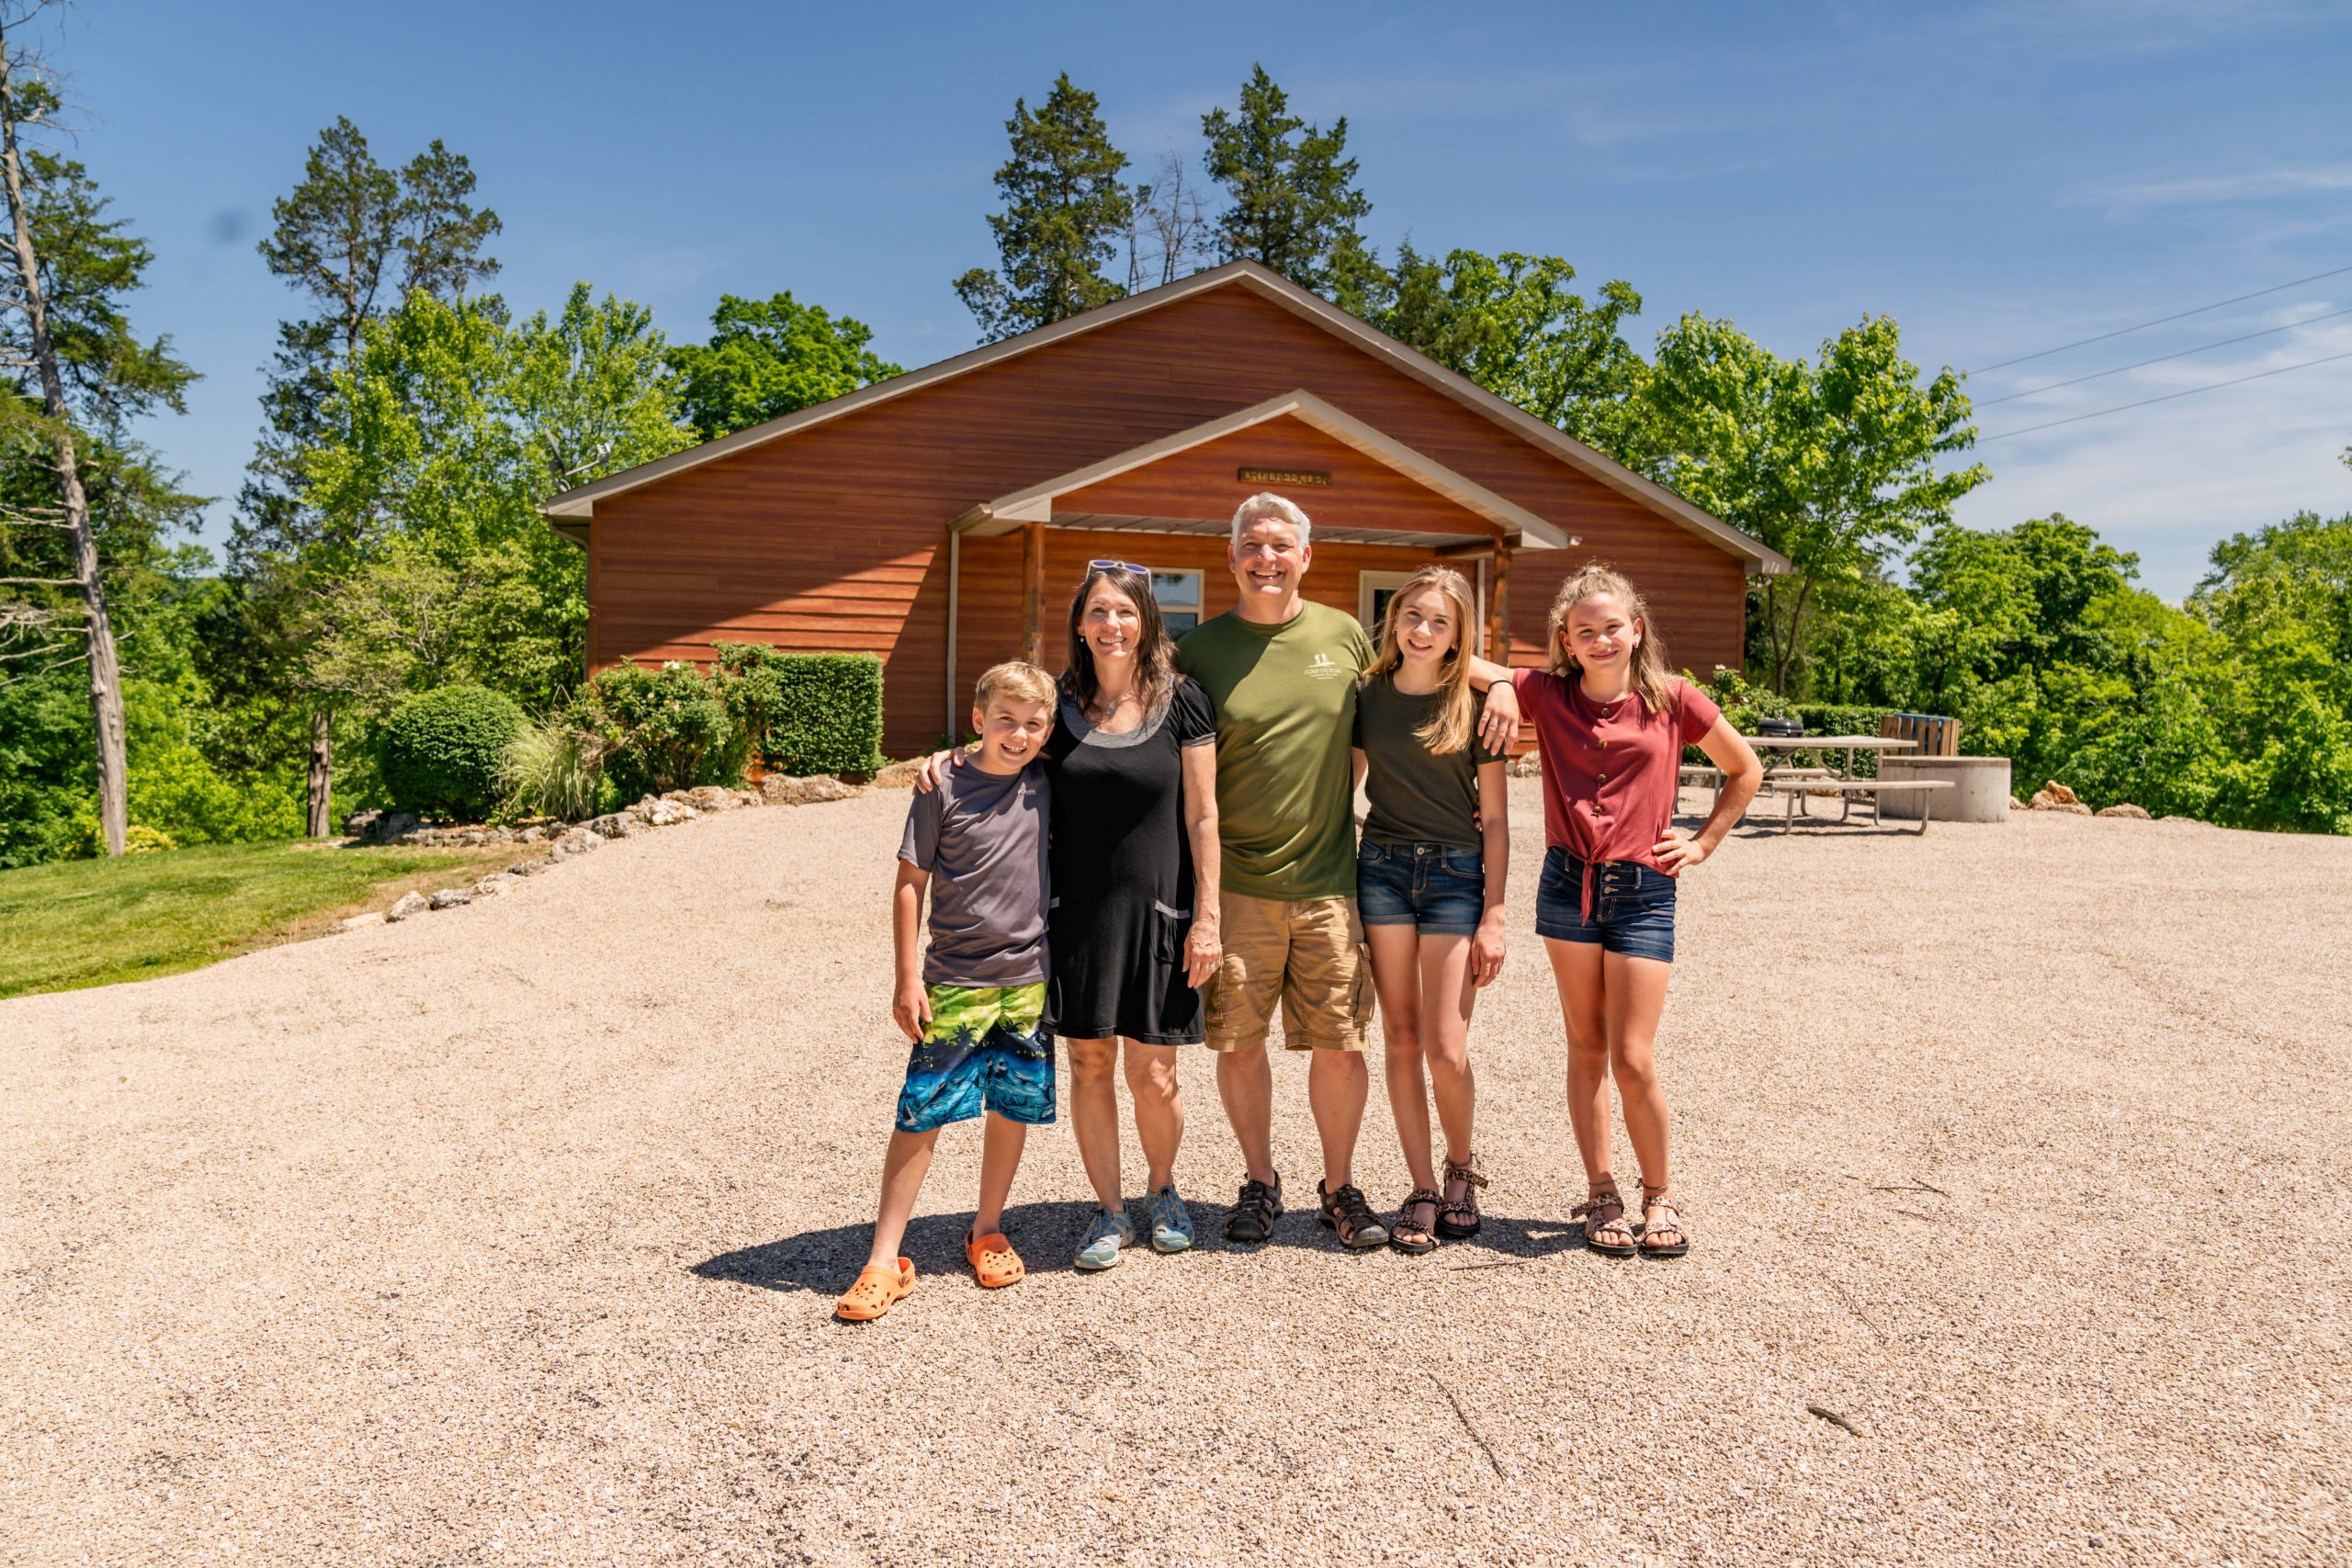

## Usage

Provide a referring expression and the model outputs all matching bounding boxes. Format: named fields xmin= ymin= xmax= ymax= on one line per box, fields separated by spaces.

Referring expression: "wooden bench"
xmin=1759 ymin=777 xmax=1952 ymax=835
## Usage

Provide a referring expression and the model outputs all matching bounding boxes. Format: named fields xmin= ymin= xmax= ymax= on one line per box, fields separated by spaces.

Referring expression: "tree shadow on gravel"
xmin=694 ymin=1199 xmax=1587 ymax=1298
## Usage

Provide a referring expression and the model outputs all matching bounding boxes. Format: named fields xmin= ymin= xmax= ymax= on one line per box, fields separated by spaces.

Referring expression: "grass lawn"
xmin=0 ymin=840 xmax=529 ymax=1000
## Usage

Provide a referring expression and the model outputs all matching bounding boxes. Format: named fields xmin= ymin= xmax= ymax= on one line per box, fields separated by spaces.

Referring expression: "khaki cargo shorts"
xmin=1204 ymin=890 xmax=1374 ymax=1052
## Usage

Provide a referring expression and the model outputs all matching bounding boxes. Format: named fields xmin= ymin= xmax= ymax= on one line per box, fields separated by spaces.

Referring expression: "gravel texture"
xmin=4 ymin=781 xmax=2346 ymax=1565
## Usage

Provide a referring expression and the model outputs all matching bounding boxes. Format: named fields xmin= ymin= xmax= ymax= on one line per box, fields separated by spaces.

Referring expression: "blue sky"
xmin=36 ymin=0 xmax=2352 ymax=600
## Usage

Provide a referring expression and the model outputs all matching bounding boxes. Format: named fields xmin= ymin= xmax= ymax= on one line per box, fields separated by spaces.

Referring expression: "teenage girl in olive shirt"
xmin=1350 ymin=566 xmax=1510 ymax=1253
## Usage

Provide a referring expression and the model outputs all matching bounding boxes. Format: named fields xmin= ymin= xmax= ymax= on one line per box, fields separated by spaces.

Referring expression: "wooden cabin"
xmin=541 ymin=260 xmax=1786 ymax=754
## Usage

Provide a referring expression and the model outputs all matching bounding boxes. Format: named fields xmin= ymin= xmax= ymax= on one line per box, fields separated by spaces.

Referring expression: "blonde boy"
xmin=836 ymin=661 xmax=1057 ymax=1321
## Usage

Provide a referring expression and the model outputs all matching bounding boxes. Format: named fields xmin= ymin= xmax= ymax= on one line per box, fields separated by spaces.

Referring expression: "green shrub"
xmin=371 ymin=685 xmax=527 ymax=821
xmin=589 ymin=661 xmax=738 ymax=798
xmin=497 ymin=717 xmax=605 ymax=821
xmin=714 ymin=643 xmax=885 ymax=776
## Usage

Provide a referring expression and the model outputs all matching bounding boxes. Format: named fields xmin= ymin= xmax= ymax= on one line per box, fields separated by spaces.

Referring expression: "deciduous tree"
xmin=666 ymin=291 xmax=900 ymax=440
xmin=953 ymin=74 xmax=1132 ymax=343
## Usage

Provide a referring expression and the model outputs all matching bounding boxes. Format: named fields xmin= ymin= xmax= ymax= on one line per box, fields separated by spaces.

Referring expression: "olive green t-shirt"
xmin=1176 ymin=601 xmax=1374 ymax=901
xmin=1352 ymin=672 xmax=1505 ymax=851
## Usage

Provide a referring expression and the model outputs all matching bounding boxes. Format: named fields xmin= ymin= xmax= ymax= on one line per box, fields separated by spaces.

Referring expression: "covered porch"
xmin=939 ymin=390 xmax=1577 ymax=734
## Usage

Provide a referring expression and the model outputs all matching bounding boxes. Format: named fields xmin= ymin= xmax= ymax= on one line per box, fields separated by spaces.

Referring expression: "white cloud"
xmin=2079 ymin=164 xmax=2352 ymax=213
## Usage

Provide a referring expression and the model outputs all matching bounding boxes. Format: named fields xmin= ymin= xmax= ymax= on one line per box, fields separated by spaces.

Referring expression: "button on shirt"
xmin=1511 ymin=669 xmax=1723 ymax=911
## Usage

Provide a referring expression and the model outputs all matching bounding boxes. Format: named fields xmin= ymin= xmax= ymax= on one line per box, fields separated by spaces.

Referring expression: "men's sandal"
xmin=1317 ymin=1180 xmax=1389 ymax=1250
xmin=1572 ymin=1184 xmax=1638 ymax=1259
xmin=1226 ymin=1175 xmax=1283 ymax=1244
xmin=1639 ymin=1187 xmax=1690 ymax=1260
xmin=1389 ymin=1188 xmax=1442 ymax=1256
xmin=1073 ymin=1207 xmax=1135 ymax=1271
xmin=835 ymin=1257 xmax=915 ymax=1321
xmin=1438 ymin=1153 xmax=1487 ymax=1239
xmin=964 ymin=1230 xmax=1025 ymax=1289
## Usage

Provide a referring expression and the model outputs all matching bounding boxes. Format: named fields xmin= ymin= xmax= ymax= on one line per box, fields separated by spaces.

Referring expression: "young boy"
xmin=836 ymin=660 xmax=1057 ymax=1322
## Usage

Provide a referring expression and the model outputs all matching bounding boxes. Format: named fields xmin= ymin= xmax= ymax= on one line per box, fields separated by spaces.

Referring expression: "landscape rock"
xmin=1508 ymin=752 xmax=1542 ymax=779
xmin=337 ymin=911 xmax=386 ymax=931
xmin=2011 ymin=796 xmax=2030 ymax=811
xmin=585 ymin=812 xmax=647 ymax=840
xmin=506 ymin=856 xmax=558 ymax=877
xmin=427 ymin=888 xmax=473 ymax=910
xmin=514 ymin=823 xmax=552 ymax=844
xmin=637 ymin=797 xmax=698 ymax=827
xmin=762 ymin=773 xmax=861 ymax=806
xmin=472 ymin=874 xmax=521 ymax=897
xmin=552 ymin=828 xmax=605 ymax=858
xmin=386 ymin=891 xmax=430 ymax=922
xmin=348 ymin=810 xmax=421 ymax=846
xmin=684 ymin=785 xmax=741 ymax=813
xmin=407 ymin=824 xmax=515 ymax=849
xmin=2097 ymin=803 xmax=2152 ymax=820
xmin=870 ymin=758 xmax=928 ymax=789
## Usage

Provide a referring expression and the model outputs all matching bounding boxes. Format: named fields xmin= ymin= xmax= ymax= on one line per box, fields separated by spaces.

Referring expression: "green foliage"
xmin=370 ymin=684 xmax=526 ymax=820
xmin=954 ymin=74 xmax=1133 ymax=343
xmin=713 ymin=643 xmax=886 ymax=776
xmin=1377 ymin=246 xmax=1649 ymax=458
xmin=586 ymin=660 xmax=739 ymax=798
xmin=1643 ymin=312 xmax=1988 ymax=693
xmin=668 ymin=292 xmax=902 ymax=440
xmin=496 ymin=717 xmax=605 ymax=822
xmin=1201 ymin=65 xmax=1381 ymax=310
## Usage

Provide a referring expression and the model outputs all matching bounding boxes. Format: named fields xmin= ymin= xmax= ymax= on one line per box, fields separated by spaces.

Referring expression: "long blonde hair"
xmin=1365 ymin=565 xmax=1479 ymax=754
xmin=1544 ymin=564 xmax=1676 ymax=714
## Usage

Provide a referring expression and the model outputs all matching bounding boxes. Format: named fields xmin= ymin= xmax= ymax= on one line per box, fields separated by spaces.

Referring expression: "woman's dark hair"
xmin=1062 ymin=563 xmax=1177 ymax=718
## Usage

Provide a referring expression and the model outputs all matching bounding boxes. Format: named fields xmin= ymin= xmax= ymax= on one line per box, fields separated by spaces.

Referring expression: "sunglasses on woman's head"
xmin=1087 ymin=559 xmax=1149 ymax=576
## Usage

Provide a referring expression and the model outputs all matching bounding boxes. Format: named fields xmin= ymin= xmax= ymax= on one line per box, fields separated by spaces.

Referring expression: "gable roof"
xmin=541 ymin=259 xmax=1789 ymax=574
xmin=953 ymin=389 xmax=1577 ymax=551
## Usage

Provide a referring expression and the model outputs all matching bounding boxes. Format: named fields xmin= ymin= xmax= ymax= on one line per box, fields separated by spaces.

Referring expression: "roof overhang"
xmin=540 ymin=259 xmax=1789 ymax=575
xmin=948 ymin=390 xmax=1573 ymax=553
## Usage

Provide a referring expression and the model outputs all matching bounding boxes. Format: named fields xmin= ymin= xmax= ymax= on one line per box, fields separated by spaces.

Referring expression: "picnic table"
xmin=1679 ymin=735 xmax=1953 ymax=834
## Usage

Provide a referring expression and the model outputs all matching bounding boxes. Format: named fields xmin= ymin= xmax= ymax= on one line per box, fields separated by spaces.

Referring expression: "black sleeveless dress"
xmin=1042 ymin=679 xmax=1217 ymax=1044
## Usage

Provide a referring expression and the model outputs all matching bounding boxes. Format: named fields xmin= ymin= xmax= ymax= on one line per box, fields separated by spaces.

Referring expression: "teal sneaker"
xmin=1146 ymin=1185 xmax=1194 ymax=1254
xmin=1073 ymin=1206 xmax=1135 ymax=1272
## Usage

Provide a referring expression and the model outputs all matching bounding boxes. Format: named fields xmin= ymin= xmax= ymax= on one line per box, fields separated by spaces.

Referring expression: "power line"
xmin=1978 ymin=306 xmax=2352 ymax=405
xmin=1978 ymin=348 xmax=2352 ymax=442
xmin=1970 ymin=262 xmax=2352 ymax=373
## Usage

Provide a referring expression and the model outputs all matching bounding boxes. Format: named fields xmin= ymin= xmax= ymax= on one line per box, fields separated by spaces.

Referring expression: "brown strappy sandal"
xmin=1437 ymin=1153 xmax=1487 ymax=1239
xmin=1571 ymin=1181 xmax=1636 ymax=1259
xmin=1389 ymin=1188 xmax=1441 ymax=1255
xmin=1639 ymin=1185 xmax=1690 ymax=1259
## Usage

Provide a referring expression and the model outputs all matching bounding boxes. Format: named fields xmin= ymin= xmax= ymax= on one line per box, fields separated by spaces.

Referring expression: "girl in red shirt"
xmin=1511 ymin=566 xmax=1760 ymax=1259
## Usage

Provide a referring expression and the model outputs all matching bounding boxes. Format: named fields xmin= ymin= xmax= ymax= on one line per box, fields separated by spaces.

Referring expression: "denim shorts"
xmin=1534 ymin=848 xmax=1678 ymax=963
xmin=1356 ymin=840 xmax=1487 ymax=936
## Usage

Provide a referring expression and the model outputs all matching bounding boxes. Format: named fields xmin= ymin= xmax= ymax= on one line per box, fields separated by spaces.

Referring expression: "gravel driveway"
xmin=4 ymin=780 xmax=2346 ymax=1565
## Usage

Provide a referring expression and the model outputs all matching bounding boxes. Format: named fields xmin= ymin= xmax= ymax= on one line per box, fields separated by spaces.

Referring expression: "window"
xmin=1152 ymin=569 xmax=1203 ymax=637
xmin=1358 ymin=570 xmax=1415 ymax=636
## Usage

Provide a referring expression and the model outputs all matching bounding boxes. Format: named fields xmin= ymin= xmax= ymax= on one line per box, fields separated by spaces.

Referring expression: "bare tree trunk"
xmin=306 ymin=708 xmax=334 ymax=837
xmin=0 ymin=24 xmax=127 ymax=855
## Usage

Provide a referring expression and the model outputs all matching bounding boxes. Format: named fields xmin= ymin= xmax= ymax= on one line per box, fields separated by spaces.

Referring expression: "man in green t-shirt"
xmin=1176 ymin=492 xmax=1520 ymax=1251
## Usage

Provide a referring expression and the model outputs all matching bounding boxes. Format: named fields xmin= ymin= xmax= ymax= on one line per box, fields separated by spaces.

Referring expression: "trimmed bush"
xmin=589 ymin=661 xmax=737 ymax=799
xmin=372 ymin=685 xmax=527 ymax=821
xmin=714 ymin=643 xmax=885 ymax=776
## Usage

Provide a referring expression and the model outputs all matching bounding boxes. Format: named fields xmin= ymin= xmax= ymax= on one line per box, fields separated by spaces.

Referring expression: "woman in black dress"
xmin=1046 ymin=564 xmax=1222 ymax=1270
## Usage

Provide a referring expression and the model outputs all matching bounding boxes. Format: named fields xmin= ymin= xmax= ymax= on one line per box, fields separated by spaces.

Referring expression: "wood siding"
xmin=585 ymin=283 xmax=1747 ymax=755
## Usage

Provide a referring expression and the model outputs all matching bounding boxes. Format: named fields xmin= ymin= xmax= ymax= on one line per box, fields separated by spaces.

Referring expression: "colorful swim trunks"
xmin=896 ymin=981 xmax=1057 ymax=1134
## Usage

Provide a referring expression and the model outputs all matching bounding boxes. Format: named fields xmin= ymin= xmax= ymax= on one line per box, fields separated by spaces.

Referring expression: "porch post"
xmin=1020 ymin=521 xmax=1046 ymax=665
xmin=1486 ymin=542 xmax=1510 ymax=666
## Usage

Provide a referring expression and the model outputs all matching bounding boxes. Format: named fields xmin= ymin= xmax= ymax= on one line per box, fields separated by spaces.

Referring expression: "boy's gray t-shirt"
xmin=896 ymin=761 xmax=1050 ymax=987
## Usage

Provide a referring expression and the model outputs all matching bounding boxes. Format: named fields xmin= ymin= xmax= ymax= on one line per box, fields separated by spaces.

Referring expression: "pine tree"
xmin=0 ymin=14 xmax=196 ymax=856
xmin=1200 ymin=65 xmax=1378 ymax=307
xmin=235 ymin=118 xmax=500 ymax=834
xmin=953 ymin=74 xmax=1133 ymax=343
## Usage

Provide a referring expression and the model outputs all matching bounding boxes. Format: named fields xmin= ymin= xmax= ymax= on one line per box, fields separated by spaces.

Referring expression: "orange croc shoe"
xmin=964 ymin=1230 xmax=1025 ymax=1289
xmin=835 ymin=1258 xmax=915 ymax=1321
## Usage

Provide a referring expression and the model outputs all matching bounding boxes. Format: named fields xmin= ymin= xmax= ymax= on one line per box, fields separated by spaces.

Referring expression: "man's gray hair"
xmin=1230 ymin=491 xmax=1313 ymax=548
